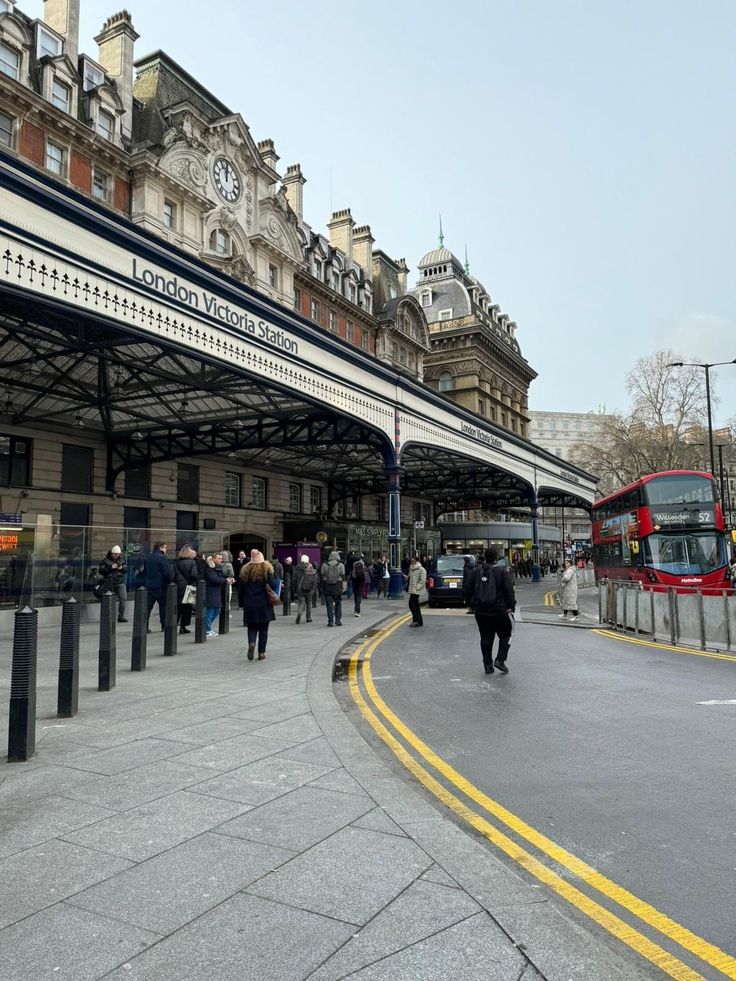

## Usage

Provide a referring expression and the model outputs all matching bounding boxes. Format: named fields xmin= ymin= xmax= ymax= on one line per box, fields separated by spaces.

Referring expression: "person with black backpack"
xmin=320 ymin=550 xmax=345 ymax=626
xmin=350 ymin=553 xmax=366 ymax=617
xmin=468 ymin=547 xmax=516 ymax=674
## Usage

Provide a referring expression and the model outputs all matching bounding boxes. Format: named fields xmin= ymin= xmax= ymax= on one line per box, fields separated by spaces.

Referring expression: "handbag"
xmin=265 ymin=584 xmax=281 ymax=607
xmin=182 ymin=584 xmax=197 ymax=605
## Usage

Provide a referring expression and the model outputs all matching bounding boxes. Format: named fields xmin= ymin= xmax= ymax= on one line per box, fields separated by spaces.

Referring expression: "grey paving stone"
xmin=249 ymin=712 xmax=322 ymax=744
xmin=309 ymin=767 xmax=370 ymax=797
xmin=276 ymin=735 xmax=342 ymax=768
xmin=402 ymin=818 xmax=544 ymax=911
xmin=234 ymin=694 xmax=310 ymax=722
xmin=217 ymin=785 xmax=372 ymax=852
xmin=0 ymin=839 xmax=133 ymax=928
xmin=492 ymin=900 xmax=653 ymax=980
xmin=0 ymin=902 xmax=161 ymax=981
xmin=352 ymin=806 xmax=408 ymax=838
xmin=103 ymin=892 xmax=354 ymax=981
xmin=420 ymin=863 xmax=462 ymax=888
xmin=340 ymin=911 xmax=526 ymax=980
xmin=63 ymin=789 xmax=250 ymax=861
xmin=308 ymin=878 xmax=481 ymax=981
xmin=161 ymin=715 xmax=269 ymax=746
xmin=217 ymin=686 xmax=308 ymax=710
xmin=67 ymin=831 xmax=295 ymax=935
xmin=0 ymin=793 xmax=116 ymax=860
xmin=59 ymin=737 xmax=190 ymax=775
xmin=0 ymin=762 xmax=94 ymax=803
xmin=38 ymin=716 xmax=178 ymax=750
xmin=190 ymin=756 xmax=335 ymax=806
xmin=60 ymin=760 xmax=216 ymax=811
xmin=169 ymin=732 xmax=296 ymax=771
xmin=148 ymin=699 xmax=258 ymax=728
xmin=249 ymin=826 xmax=431 ymax=926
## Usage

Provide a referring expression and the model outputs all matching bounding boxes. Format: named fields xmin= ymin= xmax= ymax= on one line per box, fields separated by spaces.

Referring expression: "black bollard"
xmin=163 ymin=582 xmax=178 ymax=657
xmin=98 ymin=591 xmax=117 ymax=691
xmin=8 ymin=606 xmax=38 ymax=762
xmin=131 ymin=586 xmax=147 ymax=671
xmin=194 ymin=580 xmax=206 ymax=644
xmin=57 ymin=597 xmax=80 ymax=718
xmin=218 ymin=580 xmax=230 ymax=636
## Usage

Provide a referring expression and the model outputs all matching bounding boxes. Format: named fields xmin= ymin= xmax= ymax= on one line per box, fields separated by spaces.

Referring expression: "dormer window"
xmin=83 ymin=61 xmax=105 ymax=91
xmin=330 ymin=270 xmax=339 ymax=291
xmin=51 ymin=78 xmax=70 ymax=113
xmin=438 ymin=308 xmax=453 ymax=321
xmin=37 ymin=26 xmax=62 ymax=59
xmin=348 ymin=283 xmax=356 ymax=303
xmin=388 ymin=285 xmax=397 ymax=300
xmin=0 ymin=42 xmax=19 ymax=80
xmin=97 ymin=109 xmax=114 ymax=141
xmin=420 ymin=290 xmax=431 ymax=307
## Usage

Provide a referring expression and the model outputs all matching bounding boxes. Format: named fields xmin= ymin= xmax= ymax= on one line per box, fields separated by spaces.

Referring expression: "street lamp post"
xmin=667 ymin=359 xmax=736 ymax=480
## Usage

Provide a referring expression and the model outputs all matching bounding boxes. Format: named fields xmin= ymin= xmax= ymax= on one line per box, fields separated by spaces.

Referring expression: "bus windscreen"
xmin=644 ymin=474 xmax=715 ymax=507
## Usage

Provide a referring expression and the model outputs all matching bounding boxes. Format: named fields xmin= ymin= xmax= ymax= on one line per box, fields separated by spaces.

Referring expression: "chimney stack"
xmin=282 ymin=164 xmax=306 ymax=218
xmin=395 ymin=258 xmax=409 ymax=294
xmin=352 ymin=225 xmax=374 ymax=277
xmin=95 ymin=10 xmax=139 ymax=141
xmin=257 ymin=139 xmax=280 ymax=175
xmin=43 ymin=0 xmax=80 ymax=65
xmin=327 ymin=209 xmax=354 ymax=258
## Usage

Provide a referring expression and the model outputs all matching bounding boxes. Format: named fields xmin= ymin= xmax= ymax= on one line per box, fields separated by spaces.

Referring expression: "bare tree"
xmin=570 ymin=349 xmax=711 ymax=494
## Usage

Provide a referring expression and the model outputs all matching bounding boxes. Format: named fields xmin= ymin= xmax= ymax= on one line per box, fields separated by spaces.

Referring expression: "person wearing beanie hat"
xmin=281 ymin=556 xmax=295 ymax=616
xmin=98 ymin=544 xmax=128 ymax=622
xmin=239 ymin=552 xmax=276 ymax=659
xmin=320 ymin=550 xmax=346 ymax=627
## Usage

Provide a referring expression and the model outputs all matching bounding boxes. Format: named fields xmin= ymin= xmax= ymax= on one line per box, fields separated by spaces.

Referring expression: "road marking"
xmin=594 ymin=630 xmax=736 ymax=663
xmin=697 ymin=699 xmax=736 ymax=705
xmin=349 ymin=617 xmax=736 ymax=981
xmin=544 ymin=590 xmax=558 ymax=606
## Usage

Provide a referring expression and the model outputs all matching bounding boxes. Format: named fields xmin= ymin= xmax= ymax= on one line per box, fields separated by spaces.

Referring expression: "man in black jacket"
xmin=466 ymin=547 xmax=516 ymax=675
xmin=99 ymin=545 xmax=127 ymax=622
xmin=144 ymin=541 xmax=173 ymax=631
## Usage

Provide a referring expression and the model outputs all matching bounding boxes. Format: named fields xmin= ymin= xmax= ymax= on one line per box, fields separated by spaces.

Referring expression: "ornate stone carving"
xmin=168 ymin=154 xmax=207 ymax=191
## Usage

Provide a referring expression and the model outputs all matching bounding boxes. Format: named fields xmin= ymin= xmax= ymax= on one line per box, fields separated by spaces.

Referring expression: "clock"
xmin=212 ymin=157 xmax=241 ymax=203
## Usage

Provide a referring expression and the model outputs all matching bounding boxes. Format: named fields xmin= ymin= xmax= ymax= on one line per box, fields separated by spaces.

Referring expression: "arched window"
xmin=438 ymin=372 xmax=454 ymax=392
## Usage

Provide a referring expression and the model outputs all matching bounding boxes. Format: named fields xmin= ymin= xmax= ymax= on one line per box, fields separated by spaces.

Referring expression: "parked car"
xmin=427 ymin=554 xmax=475 ymax=607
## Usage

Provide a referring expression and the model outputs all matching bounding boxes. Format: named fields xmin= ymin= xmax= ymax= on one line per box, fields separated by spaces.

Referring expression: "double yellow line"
xmin=544 ymin=590 xmax=558 ymax=606
xmin=348 ymin=616 xmax=736 ymax=981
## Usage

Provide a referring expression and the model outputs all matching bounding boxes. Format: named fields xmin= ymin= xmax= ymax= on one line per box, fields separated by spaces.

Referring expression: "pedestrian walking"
xmin=462 ymin=555 xmax=476 ymax=615
xmin=281 ymin=556 xmax=295 ymax=615
xmin=174 ymin=545 xmax=199 ymax=634
xmin=407 ymin=555 xmax=427 ymax=627
xmin=321 ymin=550 xmax=345 ymax=626
xmin=98 ymin=545 xmax=127 ymax=622
xmin=144 ymin=541 xmax=173 ymax=631
xmin=239 ymin=550 xmax=277 ymax=659
xmin=294 ymin=555 xmax=317 ymax=624
xmin=204 ymin=553 xmax=233 ymax=637
xmin=468 ymin=547 xmax=516 ymax=674
xmin=373 ymin=555 xmax=390 ymax=598
xmin=270 ymin=553 xmax=284 ymax=598
xmin=559 ymin=559 xmax=579 ymax=621
xmin=351 ymin=553 xmax=366 ymax=617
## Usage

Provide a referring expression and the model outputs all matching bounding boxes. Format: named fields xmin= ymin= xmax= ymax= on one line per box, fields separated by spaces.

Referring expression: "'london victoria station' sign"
xmin=133 ymin=260 xmax=299 ymax=355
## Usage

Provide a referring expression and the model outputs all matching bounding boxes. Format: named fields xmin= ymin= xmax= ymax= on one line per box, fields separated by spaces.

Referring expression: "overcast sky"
xmin=48 ymin=1 xmax=736 ymax=422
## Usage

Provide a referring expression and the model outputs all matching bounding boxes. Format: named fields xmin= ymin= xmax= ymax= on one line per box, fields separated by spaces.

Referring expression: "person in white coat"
xmin=559 ymin=558 xmax=579 ymax=622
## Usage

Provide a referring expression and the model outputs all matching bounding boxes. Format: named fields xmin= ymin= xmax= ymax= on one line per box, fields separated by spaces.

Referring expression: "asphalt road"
xmin=364 ymin=600 xmax=736 ymax=969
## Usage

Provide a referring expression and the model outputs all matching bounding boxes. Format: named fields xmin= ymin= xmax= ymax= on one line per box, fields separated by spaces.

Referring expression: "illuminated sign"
xmin=0 ymin=534 xmax=19 ymax=552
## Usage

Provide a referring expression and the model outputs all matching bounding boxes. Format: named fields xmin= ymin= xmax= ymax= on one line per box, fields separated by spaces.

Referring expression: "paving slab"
xmin=63 ymin=789 xmax=251 ymax=861
xmin=102 ymin=892 xmax=354 ymax=981
xmin=189 ymin=755 xmax=336 ymax=806
xmin=168 ymin=731 xmax=296 ymax=771
xmin=216 ymin=784 xmax=372 ymax=852
xmin=59 ymin=759 xmax=216 ymax=811
xmin=307 ymin=877 xmax=482 ymax=981
xmin=0 ymin=793 xmax=116 ymax=860
xmin=57 ymin=736 xmax=189 ymax=775
xmin=351 ymin=806 xmax=408 ymax=838
xmin=0 ymin=903 xmax=161 ymax=981
xmin=308 ymin=767 xmax=370 ymax=797
xmin=0 ymin=838 xmax=133 ymax=928
xmin=67 ymin=831 xmax=295 ymax=935
xmin=232 ymin=693 xmax=310 ymax=722
xmin=249 ymin=825 xmax=432 ymax=926
xmin=248 ymin=712 xmax=323 ymax=743
xmin=275 ymin=734 xmax=343 ymax=768
xmin=158 ymin=714 xmax=270 ymax=745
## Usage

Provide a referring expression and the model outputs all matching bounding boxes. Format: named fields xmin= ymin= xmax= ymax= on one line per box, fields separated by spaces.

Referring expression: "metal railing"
xmin=599 ymin=579 xmax=735 ymax=652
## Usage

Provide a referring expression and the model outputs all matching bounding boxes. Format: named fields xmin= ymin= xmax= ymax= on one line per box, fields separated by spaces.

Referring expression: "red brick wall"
xmin=20 ymin=121 xmax=45 ymax=167
xmin=114 ymin=176 xmax=130 ymax=214
xmin=69 ymin=151 xmax=91 ymax=193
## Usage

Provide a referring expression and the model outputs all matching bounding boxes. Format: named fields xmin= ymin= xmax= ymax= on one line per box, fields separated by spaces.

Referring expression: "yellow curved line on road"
xmin=543 ymin=590 xmax=558 ymax=606
xmin=593 ymin=629 xmax=736 ymax=663
xmin=349 ymin=617 xmax=736 ymax=980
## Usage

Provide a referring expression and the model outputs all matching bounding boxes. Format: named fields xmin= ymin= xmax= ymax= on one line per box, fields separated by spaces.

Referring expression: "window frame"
xmin=0 ymin=433 xmax=32 ymax=488
xmin=438 ymin=308 xmax=454 ymax=321
xmin=163 ymin=199 xmax=176 ymax=230
xmin=61 ymin=443 xmax=93 ymax=493
xmin=328 ymin=309 xmax=337 ymax=333
xmin=0 ymin=109 xmax=14 ymax=149
xmin=268 ymin=263 xmax=278 ymax=289
xmin=97 ymin=108 xmax=115 ymax=141
xmin=309 ymin=485 xmax=322 ymax=514
xmin=288 ymin=482 xmax=302 ymax=513
xmin=224 ymin=471 xmax=241 ymax=508
xmin=51 ymin=77 xmax=71 ymax=114
xmin=37 ymin=26 xmax=62 ymax=59
xmin=0 ymin=41 xmax=19 ymax=80
xmin=251 ymin=475 xmax=267 ymax=510
xmin=92 ymin=168 xmax=110 ymax=202
xmin=176 ymin=463 xmax=199 ymax=504
xmin=45 ymin=140 xmax=66 ymax=176
xmin=310 ymin=298 xmax=320 ymax=322
xmin=438 ymin=372 xmax=454 ymax=393
xmin=83 ymin=60 xmax=104 ymax=91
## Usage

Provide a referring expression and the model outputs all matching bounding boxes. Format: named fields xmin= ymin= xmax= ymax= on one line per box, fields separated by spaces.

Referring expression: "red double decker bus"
xmin=591 ymin=470 xmax=730 ymax=590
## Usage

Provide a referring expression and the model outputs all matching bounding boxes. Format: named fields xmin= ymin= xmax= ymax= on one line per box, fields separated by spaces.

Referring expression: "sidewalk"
xmin=0 ymin=596 xmax=654 ymax=980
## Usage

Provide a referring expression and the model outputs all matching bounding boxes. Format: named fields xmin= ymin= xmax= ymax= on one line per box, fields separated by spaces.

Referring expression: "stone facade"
xmin=413 ymin=246 xmax=536 ymax=437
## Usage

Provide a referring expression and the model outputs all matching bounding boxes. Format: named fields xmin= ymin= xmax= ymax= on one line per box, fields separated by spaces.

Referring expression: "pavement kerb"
xmin=307 ymin=613 xmax=661 ymax=981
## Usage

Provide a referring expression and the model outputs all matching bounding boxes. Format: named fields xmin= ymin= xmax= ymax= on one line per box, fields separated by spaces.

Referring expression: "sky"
xmin=35 ymin=1 xmax=736 ymax=422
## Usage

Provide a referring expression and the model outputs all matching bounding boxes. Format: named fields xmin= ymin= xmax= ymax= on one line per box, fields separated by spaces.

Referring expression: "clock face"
xmin=212 ymin=157 xmax=241 ymax=203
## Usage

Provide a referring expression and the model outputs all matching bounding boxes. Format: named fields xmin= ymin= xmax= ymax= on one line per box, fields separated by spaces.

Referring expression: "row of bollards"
xmin=7 ymin=578 xmax=213 ymax=763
